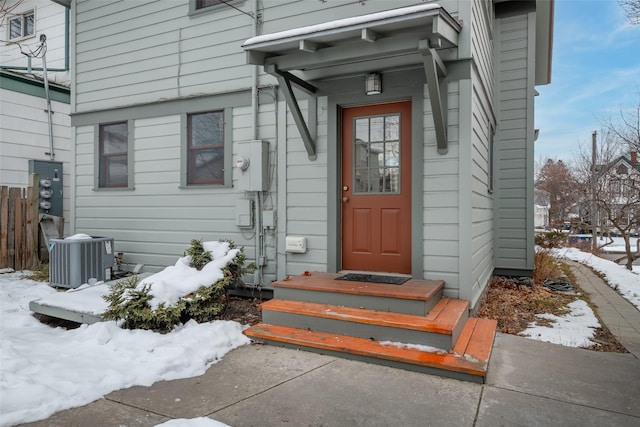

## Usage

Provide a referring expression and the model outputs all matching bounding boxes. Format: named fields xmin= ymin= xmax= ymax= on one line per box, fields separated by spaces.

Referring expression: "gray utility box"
xmin=49 ymin=237 xmax=115 ymax=288
xmin=29 ymin=160 xmax=63 ymax=217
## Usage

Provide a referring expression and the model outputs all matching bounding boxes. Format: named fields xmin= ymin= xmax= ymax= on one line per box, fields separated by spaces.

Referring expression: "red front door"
xmin=341 ymin=101 xmax=412 ymax=274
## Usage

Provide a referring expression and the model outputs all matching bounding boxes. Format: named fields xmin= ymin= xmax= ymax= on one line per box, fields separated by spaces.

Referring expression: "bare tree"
xmin=619 ymin=0 xmax=640 ymax=25
xmin=535 ymin=158 xmax=580 ymax=229
xmin=575 ymin=131 xmax=640 ymax=270
xmin=1 ymin=0 xmax=23 ymax=28
xmin=604 ymin=95 xmax=640 ymax=154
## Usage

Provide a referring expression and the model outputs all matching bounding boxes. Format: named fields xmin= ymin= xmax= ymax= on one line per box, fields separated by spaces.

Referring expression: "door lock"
xmin=343 ymin=185 xmax=349 ymax=191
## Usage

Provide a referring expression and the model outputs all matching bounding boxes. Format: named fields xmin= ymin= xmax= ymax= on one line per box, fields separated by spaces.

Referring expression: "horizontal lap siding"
xmin=424 ymin=80 xmax=460 ymax=298
xmin=0 ymin=89 xmax=71 ymax=232
xmin=74 ymin=0 xmax=253 ymax=112
xmin=285 ymin=97 xmax=328 ymax=276
xmin=74 ymin=104 xmax=278 ymax=277
xmin=494 ymin=13 xmax=534 ymax=272
xmin=0 ymin=0 xmax=69 ymax=84
xmin=462 ymin=0 xmax=495 ymax=307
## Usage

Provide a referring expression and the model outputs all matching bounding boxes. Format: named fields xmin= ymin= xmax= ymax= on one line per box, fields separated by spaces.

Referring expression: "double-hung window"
xmin=9 ymin=10 xmax=35 ymax=41
xmin=98 ymin=121 xmax=130 ymax=188
xmin=186 ymin=110 xmax=225 ymax=185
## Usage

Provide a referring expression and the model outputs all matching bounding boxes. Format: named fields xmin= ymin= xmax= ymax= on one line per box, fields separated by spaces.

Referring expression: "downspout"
xmin=251 ymin=0 xmax=264 ymax=287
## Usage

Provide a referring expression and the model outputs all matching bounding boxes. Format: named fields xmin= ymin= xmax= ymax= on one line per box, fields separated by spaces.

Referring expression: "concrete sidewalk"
xmin=20 ymin=263 xmax=640 ymax=427
xmin=567 ymin=260 xmax=640 ymax=358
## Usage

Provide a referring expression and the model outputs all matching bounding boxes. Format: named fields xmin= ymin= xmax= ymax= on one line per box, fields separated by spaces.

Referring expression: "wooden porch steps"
xmin=261 ymin=297 xmax=469 ymax=349
xmin=273 ymin=272 xmax=444 ymax=315
xmin=244 ymin=318 xmax=497 ymax=384
xmin=243 ymin=272 xmax=497 ymax=383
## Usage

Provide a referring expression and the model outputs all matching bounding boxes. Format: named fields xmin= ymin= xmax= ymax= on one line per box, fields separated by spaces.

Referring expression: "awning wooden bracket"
xmin=419 ymin=39 xmax=448 ymax=155
xmin=265 ymin=64 xmax=318 ymax=161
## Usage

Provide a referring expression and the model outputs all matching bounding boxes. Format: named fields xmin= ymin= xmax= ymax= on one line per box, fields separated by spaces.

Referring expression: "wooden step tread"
xmin=452 ymin=317 xmax=498 ymax=361
xmin=262 ymin=298 xmax=468 ymax=335
xmin=274 ymin=272 xmax=444 ymax=301
xmin=244 ymin=323 xmax=494 ymax=378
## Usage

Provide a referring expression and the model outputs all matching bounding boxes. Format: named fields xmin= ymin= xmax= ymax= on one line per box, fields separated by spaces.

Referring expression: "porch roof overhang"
xmin=242 ymin=4 xmax=462 ymax=159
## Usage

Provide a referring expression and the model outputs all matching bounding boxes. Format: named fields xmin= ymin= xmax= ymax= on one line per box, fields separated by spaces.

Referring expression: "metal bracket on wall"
xmin=419 ymin=39 xmax=449 ymax=155
xmin=265 ymin=64 xmax=318 ymax=161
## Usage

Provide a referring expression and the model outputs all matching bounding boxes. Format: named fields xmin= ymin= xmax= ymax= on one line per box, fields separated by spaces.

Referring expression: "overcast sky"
xmin=534 ymin=0 xmax=640 ymax=164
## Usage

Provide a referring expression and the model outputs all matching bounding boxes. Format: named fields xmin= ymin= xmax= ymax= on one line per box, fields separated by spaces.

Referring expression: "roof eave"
xmin=535 ymin=0 xmax=554 ymax=86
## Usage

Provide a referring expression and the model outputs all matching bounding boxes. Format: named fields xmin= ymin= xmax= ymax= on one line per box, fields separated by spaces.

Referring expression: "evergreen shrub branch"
xmin=103 ymin=239 xmax=250 ymax=332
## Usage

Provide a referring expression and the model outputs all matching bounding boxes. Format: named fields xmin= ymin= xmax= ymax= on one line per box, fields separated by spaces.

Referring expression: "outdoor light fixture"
xmin=366 ymin=72 xmax=382 ymax=95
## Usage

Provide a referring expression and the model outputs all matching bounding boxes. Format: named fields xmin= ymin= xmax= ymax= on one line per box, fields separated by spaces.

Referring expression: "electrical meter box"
xmin=29 ymin=160 xmax=63 ymax=217
xmin=234 ymin=140 xmax=269 ymax=192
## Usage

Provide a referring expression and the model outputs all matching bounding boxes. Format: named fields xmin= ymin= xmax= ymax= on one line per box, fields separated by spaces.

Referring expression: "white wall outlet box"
xmin=285 ymin=236 xmax=307 ymax=253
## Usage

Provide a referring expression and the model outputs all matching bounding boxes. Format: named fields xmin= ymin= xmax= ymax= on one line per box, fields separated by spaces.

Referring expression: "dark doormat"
xmin=335 ymin=273 xmax=410 ymax=285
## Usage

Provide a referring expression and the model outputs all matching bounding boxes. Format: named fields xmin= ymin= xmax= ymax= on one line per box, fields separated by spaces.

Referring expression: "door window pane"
xmin=352 ymin=114 xmax=401 ymax=194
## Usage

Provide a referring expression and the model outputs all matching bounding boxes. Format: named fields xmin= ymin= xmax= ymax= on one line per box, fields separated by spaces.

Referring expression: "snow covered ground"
xmin=0 ymin=270 xmax=247 ymax=427
xmin=551 ymin=247 xmax=640 ymax=310
xmin=597 ymin=236 xmax=639 ymax=253
xmin=1 ymin=247 xmax=638 ymax=426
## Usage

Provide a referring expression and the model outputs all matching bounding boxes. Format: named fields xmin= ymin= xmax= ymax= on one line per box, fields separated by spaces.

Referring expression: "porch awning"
xmin=242 ymin=4 xmax=462 ymax=158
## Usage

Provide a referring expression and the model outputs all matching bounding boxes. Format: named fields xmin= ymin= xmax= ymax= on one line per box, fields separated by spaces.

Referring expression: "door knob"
xmin=342 ymin=197 xmax=349 ymax=203
xmin=343 ymin=185 xmax=349 ymax=191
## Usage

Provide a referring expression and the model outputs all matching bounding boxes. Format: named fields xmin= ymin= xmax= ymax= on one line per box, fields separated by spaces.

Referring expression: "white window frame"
xmin=8 ymin=9 xmax=35 ymax=41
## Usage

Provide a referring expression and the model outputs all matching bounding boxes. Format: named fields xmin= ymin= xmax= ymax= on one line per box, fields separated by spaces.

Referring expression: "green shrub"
xmin=102 ymin=275 xmax=185 ymax=332
xmin=535 ymin=231 xmax=567 ymax=249
xmin=184 ymin=239 xmax=212 ymax=270
xmin=102 ymin=239 xmax=251 ymax=332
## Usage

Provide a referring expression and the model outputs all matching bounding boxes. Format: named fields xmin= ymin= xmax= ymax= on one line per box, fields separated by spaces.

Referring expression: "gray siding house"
xmin=1 ymin=0 xmax=72 ymax=233
xmin=67 ymin=0 xmax=553 ymax=312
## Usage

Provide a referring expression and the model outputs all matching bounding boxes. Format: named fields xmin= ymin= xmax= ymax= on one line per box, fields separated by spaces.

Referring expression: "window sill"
xmin=179 ymin=184 xmax=232 ymax=190
xmin=93 ymin=186 xmax=135 ymax=192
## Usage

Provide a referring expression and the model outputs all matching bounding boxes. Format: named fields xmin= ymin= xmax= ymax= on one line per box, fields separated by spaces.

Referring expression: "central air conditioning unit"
xmin=49 ymin=236 xmax=115 ymax=288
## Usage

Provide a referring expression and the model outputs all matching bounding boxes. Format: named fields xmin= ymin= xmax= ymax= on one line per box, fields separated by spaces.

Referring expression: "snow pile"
xmin=551 ymin=247 xmax=640 ymax=310
xmin=137 ymin=241 xmax=239 ymax=309
xmin=519 ymin=300 xmax=600 ymax=347
xmin=0 ymin=271 xmax=250 ymax=426
xmin=65 ymin=233 xmax=93 ymax=240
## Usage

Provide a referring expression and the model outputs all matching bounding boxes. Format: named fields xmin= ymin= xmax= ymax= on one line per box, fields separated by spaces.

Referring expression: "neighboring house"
xmin=0 ymin=0 xmax=71 ymax=233
xmin=596 ymin=152 xmax=640 ymax=234
xmin=65 ymin=0 xmax=553 ymax=311
xmin=534 ymin=189 xmax=550 ymax=230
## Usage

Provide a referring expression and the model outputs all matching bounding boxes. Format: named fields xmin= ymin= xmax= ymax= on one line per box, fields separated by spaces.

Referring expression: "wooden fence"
xmin=0 ymin=175 xmax=39 ymax=270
